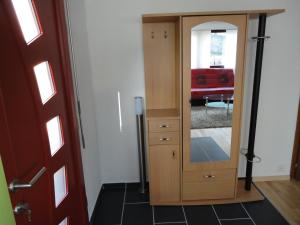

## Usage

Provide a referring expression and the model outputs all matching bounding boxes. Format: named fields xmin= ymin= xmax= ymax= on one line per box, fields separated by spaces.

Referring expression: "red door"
xmin=0 ymin=0 xmax=89 ymax=224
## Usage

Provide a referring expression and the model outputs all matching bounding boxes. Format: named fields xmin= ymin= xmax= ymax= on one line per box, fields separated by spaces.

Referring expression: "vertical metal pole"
xmin=136 ymin=114 xmax=147 ymax=193
xmin=135 ymin=97 xmax=147 ymax=193
xmin=245 ymin=14 xmax=267 ymax=190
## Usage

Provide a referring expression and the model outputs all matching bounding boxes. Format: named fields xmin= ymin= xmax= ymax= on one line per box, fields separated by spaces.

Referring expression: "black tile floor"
xmin=91 ymin=183 xmax=290 ymax=225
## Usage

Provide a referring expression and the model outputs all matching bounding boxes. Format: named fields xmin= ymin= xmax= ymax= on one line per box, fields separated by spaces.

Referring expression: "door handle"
xmin=9 ymin=167 xmax=46 ymax=192
xmin=159 ymin=137 xmax=170 ymax=141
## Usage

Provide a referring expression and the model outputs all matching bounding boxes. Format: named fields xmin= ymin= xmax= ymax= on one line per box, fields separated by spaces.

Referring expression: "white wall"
xmin=70 ymin=0 xmax=300 ymax=185
xmin=65 ymin=0 xmax=102 ymax=218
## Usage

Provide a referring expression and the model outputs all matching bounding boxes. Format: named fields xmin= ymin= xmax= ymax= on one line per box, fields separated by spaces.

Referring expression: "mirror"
xmin=190 ymin=21 xmax=237 ymax=163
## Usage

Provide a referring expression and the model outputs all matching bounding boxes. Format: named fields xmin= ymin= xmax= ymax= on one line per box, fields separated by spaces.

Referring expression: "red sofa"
xmin=191 ymin=68 xmax=234 ymax=101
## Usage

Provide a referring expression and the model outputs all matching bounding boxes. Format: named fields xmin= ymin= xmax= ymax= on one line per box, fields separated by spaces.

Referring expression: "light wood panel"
xmin=143 ymin=23 xmax=176 ymax=109
xmin=183 ymin=169 xmax=236 ymax=200
xmin=182 ymin=15 xmax=247 ymax=171
xmin=183 ymin=178 xmax=236 ymax=200
xmin=149 ymin=119 xmax=179 ymax=132
xmin=149 ymin=132 xmax=179 ymax=146
xmin=152 ymin=180 xmax=264 ymax=205
xmin=253 ymin=175 xmax=290 ymax=182
xmin=142 ymin=9 xmax=285 ymax=23
xmin=255 ymin=180 xmax=300 ymax=225
xmin=175 ymin=19 xmax=181 ymax=112
xmin=183 ymin=168 xmax=235 ymax=183
xmin=149 ymin=145 xmax=180 ymax=203
xmin=146 ymin=109 xmax=180 ymax=119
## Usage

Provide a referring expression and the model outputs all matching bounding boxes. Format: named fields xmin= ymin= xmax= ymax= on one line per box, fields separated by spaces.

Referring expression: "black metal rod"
xmin=245 ymin=14 xmax=267 ymax=190
xmin=136 ymin=114 xmax=147 ymax=193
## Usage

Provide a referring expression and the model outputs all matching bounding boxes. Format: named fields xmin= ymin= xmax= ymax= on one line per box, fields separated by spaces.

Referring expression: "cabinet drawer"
xmin=148 ymin=119 xmax=179 ymax=132
xmin=149 ymin=132 xmax=179 ymax=145
xmin=183 ymin=169 xmax=236 ymax=183
xmin=182 ymin=169 xmax=236 ymax=200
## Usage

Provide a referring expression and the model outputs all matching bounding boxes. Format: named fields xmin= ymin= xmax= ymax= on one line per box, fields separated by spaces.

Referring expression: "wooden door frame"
xmin=290 ymin=99 xmax=300 ymax=179
xmin=182 ymin=15 xmax=248 ymax=171
xmin=0 ymin=0 xmax=89 ymax=223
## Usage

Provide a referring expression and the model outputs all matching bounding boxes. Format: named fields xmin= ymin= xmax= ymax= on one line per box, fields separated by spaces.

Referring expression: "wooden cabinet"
xmin=143 ymin=16 xmax=182 ymax=204
xmin=143 ymin=10 xmax=284 ymax=205
xmin=149 ymin=145 xmax=180 ymax=203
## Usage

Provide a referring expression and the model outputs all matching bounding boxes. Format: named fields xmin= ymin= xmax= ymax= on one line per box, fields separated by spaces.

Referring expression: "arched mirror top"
xmin=192 ymin=21 xmax=237 ymax=31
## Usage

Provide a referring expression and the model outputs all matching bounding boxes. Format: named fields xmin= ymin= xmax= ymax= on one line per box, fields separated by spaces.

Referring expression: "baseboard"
xmin=253 ymin=175 xmax=290 ymax=182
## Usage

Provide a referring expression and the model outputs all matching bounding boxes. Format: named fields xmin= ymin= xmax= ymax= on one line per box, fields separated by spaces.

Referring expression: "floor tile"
xmin=184 ymin=205 xmax=219 ymax=225
xmin=213 ymin=203 xmax=248 ymax=219
xmin=125 ymin=183 xmax=149 ymax=203
xmin=153 ymin=206 xmax=185 ymax=223
xmin=93 ymin=185 xmax=125 ymax=225
xmin=155 ymin=223 xmax=186 ymax=225
xmin=123 ymin=203 xmax=153 ymax=225
xmin=220 ymin=218 xmax=254 ymax=225
xmin=102 ymin=183 xmax=125 ymax=190
xmin=243 ymin=200 xmax=289 ymax=225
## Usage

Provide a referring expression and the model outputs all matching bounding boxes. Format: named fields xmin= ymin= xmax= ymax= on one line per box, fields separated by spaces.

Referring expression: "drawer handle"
xmin=203 ymin=175 xmax=216 ymax=179
xmin=159 ymin=124 xmax=169 ymax=128
xmin=160 ymin=137 xmax=170 ymax=141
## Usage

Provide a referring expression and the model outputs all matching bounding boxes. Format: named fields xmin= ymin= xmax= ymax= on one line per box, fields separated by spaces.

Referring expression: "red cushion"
xmin=191 ymin=68 xmax=234 ymax=100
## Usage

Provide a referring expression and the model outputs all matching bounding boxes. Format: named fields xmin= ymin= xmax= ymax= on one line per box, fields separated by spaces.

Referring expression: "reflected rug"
xmin=191 ymin=106 xmax=232 ymax=129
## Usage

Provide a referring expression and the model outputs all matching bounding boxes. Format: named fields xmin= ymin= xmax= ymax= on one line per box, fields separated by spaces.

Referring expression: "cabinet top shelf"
xmin=142 ymin=9 xmax=285 ymax=23
xmin=147 ymin=109 xmax=180 ymax=119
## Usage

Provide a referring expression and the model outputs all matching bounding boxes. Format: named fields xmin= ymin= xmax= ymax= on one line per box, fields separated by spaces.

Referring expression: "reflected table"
xmin=203 ymin=93 xmax=234 ymax=116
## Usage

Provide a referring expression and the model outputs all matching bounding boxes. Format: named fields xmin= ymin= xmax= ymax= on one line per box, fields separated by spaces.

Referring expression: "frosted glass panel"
xmin=46 ymin=116 xmax=63 ymax=156
xmin=34 ymin=62 xmax=56 ymax=104
xmin=54 ymin=166 xmax=67 ymax=207
xmin=11 ymin=0 xmax=41 ymax=44
xmin=58 ymin=218 xmax=68 ymax=225
xmin=33 ymin=62 xmax=55 ymax=104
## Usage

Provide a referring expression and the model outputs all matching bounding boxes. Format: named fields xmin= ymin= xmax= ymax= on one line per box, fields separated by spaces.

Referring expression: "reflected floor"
xmin=191 ymin=128 xmax=231 ymax=162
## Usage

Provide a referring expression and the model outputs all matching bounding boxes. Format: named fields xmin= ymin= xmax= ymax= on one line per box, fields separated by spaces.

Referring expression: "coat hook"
xmin=164 ymin=30 xmax=168 ymax=39
xmin=151 ymin=32 xmax=154 ymax=39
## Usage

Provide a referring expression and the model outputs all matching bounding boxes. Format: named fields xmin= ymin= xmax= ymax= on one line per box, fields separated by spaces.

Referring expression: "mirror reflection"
xmin=190 ymin=21 xmax=237 ymax=163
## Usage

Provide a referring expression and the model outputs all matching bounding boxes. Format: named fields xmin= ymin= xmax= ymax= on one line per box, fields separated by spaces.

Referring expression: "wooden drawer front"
xmin=149 ymin=132 xmax=179 ymax=145
xmin=183 ymin=169 xmax=236 ymax=183
xmin=149 ymin=119 xmax=179 ymax=132
xmin=183 ymin=169 xmax=236 ymax=200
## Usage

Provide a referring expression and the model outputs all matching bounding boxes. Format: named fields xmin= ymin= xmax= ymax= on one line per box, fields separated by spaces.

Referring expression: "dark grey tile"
xmin=93 ymin=185 xmax=125 ymax=225
xmin=184 ymin=205 xmax=219 ymax=225
xmin=214 ymin=203 xmax=248 ymax=219
xmin=154 ymin=206 xmax=185 ymax=223
xmin=102 ymin=183 xmax=125 ymax=190
xmin=125 ymin=183 xmax=149 ymax=203
xmin=155 ymin=223 xmax=186 ymax=225
xmin=243 ymin=200 xmax=289 ymax=225
xmin=123 ymin=203 xmax=153 ymax=225
xmin=221 ymin=219 xmax=254 ymax=225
